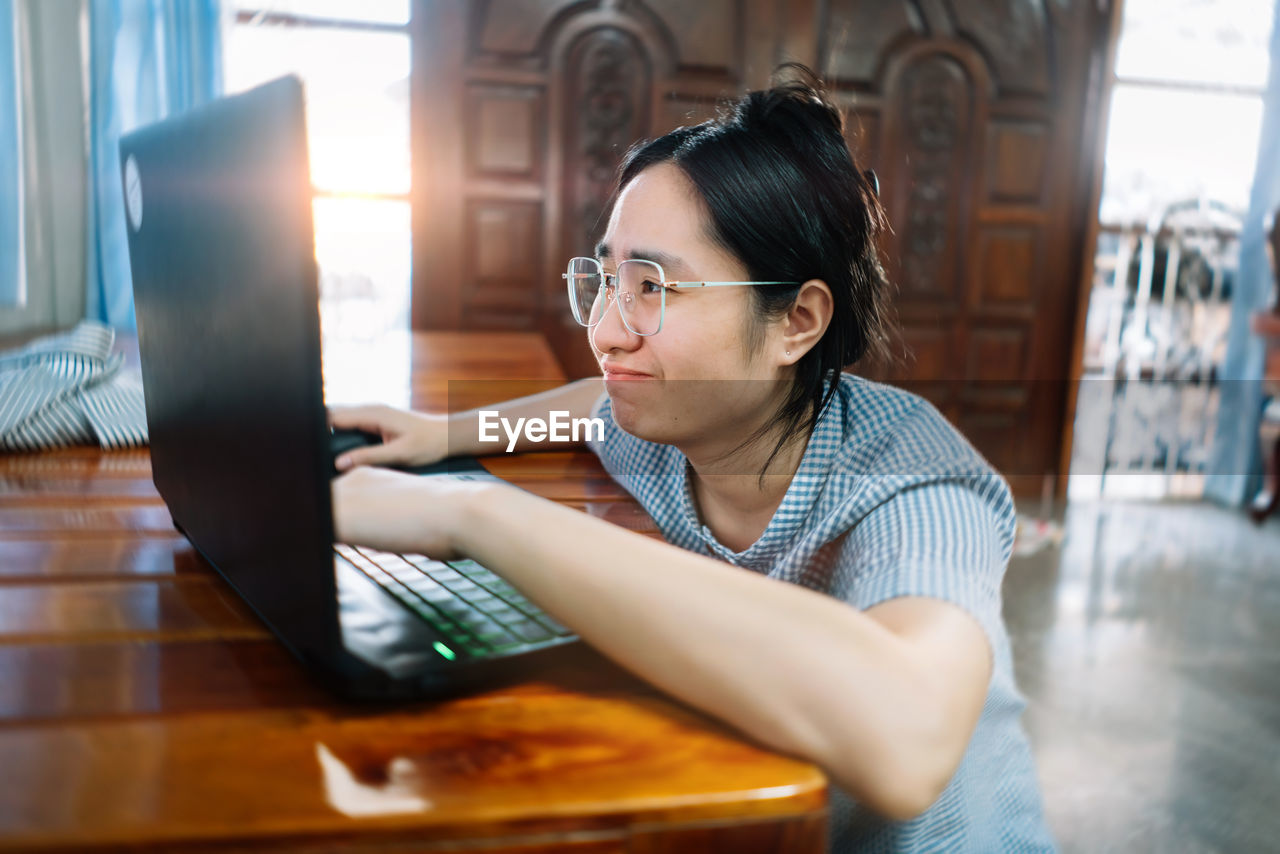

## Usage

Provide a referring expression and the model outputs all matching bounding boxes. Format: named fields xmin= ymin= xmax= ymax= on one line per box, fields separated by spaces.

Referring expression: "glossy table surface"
xmin=0 ymin=330 xmax=826 ymax=852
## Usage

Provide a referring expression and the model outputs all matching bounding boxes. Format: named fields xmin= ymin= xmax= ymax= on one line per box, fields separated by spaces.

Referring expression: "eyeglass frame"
xmin=562 ymin=256 xmax=800 ymax=336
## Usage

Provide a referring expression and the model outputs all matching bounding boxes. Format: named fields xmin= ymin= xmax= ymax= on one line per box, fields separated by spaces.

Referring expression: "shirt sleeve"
xmin=835 ymin=475 xmax=1016 ymax=657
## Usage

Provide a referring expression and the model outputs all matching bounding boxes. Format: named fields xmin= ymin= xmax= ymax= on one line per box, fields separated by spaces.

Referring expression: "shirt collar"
xmin=676 ymin=378 xmax=846 ymax=570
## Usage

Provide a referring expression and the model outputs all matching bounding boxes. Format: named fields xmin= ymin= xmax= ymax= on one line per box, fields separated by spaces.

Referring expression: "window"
xmin=1072 ymin=0 xmax=1276 ymax=501
xmin=1099 ymin=0 xmax=1274 ymax=223
xmin=222 ymin=1 xmax=411 ymax=341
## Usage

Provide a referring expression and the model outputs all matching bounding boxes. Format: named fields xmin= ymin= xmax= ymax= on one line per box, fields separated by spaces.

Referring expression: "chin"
xmin=608 ymin=393 xmax=679 ymax=445
xmin=608 ymin=394 xmax=646 ymax=436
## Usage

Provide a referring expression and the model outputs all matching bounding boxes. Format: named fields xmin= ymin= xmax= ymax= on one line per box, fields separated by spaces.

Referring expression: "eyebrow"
xmin=594 ymin=242 xmax=691 ymax=277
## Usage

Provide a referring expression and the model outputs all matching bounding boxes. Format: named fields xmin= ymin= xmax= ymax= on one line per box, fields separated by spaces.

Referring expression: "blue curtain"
xmin=86 ymin=0 xmax=222 ymax=330
xmin=0 ymin=0 xmax=22 ymax=308
xmin=1205 ymin=0 xmax=1280 ymax=507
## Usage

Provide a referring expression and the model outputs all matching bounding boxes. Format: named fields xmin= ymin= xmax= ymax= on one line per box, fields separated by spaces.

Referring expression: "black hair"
xmin=613 ymin=63 xmax=896 ymax=477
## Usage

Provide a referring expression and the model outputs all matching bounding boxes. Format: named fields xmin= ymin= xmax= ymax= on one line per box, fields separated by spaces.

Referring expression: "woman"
xmin=330 ymin=69 xmax=1056 ymax=853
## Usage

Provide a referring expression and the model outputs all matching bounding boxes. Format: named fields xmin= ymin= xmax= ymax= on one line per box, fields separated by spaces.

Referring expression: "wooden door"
xmin=410 ymin=0 xmax=1115 ymax=491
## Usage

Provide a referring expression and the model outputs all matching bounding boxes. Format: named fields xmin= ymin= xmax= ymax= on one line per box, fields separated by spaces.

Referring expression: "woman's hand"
xmin=331 ymin=465 xmax=492 ymax=558
xmin=328 ymin=404 xmax=448 ymax=472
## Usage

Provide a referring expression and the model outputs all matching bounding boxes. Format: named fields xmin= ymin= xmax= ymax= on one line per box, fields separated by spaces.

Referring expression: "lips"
xmin=601 ymin=365 xmax=653 ymax=381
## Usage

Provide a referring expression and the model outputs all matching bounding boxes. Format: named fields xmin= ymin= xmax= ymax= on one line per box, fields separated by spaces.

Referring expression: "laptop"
xmin=119 ymin=76 xmax=580 ymax=700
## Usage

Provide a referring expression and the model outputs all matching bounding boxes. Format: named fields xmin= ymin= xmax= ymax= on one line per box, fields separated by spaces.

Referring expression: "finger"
xmin=328 ymin=405 xmax=388 ymax=433
xmin=335 ymin=439 xmax=408 ymax=471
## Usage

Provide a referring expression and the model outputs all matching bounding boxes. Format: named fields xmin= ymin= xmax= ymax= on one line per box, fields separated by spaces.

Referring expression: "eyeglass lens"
xmin=568 ymin=258 xmax=665 ymax=335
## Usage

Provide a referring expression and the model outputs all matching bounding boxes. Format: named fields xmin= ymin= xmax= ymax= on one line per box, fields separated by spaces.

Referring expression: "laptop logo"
xmin=124 ymin=155 xmax=143 ymax=232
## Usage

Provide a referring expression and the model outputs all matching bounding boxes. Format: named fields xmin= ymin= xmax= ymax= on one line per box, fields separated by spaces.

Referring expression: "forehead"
xmin=601 ymin=163 xmax=740 ymax=277
xmin=608 ymin=162 xmax=702 ymax=238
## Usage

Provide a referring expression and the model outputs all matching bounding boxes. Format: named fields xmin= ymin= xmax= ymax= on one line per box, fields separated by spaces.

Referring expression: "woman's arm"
xmin=332 ymin=469 xmax=992 ymax=820
xmin=330 ymin=377 xmax=604 ymax=470
xmin=445 ymin=376 xmax=605 ymax=457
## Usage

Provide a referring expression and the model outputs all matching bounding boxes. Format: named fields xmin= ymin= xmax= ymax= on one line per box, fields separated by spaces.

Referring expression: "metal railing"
xmin=1071 ymin=200 xmax=1242 ymax=500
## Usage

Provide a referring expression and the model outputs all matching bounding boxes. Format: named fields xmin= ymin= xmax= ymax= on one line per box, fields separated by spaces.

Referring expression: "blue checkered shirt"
xmin=587 ymin=372 xmax=1056 ymax=853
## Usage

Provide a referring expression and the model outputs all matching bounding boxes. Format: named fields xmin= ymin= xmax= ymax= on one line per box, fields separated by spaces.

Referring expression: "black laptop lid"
xmin=120 ymin=77 xmax=340 ymax=661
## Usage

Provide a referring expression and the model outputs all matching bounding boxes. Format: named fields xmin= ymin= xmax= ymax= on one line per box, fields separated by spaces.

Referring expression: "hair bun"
xmin=731 ymin=63 xmax=845 ymax=137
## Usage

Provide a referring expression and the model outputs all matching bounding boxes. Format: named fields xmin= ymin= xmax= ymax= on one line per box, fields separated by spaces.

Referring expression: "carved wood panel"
xmin=887 ymin=52 xmax=974 ymax=304
xmin=414 ymin=0 xmax=774 ymax=378
xmin=411 ymin=0 xmax=1115 ymax=490
xmin=821 ymin=0 xmax=1110 ymax=483
xmin=557 ymin=26 xmax=651 ymax=332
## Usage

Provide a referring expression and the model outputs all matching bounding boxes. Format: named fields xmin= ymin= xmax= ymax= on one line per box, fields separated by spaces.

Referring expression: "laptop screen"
xmin=120 ymin=77 xmax=341 ymax=661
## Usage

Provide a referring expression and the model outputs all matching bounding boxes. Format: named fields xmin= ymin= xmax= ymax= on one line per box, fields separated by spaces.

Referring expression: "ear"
xmin=778 ymin=279 xmax=833 ymax=364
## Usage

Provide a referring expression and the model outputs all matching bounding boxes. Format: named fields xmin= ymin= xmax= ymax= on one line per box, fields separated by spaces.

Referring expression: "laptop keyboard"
xmin=335 ymin=544 xmax=574 ymax=658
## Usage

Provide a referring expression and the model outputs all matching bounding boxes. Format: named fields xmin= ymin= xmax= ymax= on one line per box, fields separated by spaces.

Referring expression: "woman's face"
xmin=590 ymin=162 xmax=790 ymax=453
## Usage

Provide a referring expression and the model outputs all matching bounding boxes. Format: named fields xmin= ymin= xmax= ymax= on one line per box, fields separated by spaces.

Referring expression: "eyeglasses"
xmin=563 ymin=256 xmax=799 ymax=336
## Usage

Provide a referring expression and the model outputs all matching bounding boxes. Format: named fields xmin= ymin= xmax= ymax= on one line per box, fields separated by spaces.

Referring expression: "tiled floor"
xmin=1004 ymin=500 xmax=1280 ymax=853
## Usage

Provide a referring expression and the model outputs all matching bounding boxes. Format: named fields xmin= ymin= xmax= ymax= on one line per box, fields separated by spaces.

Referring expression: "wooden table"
xmin=0 ymin=330 xmax=827 ymax=852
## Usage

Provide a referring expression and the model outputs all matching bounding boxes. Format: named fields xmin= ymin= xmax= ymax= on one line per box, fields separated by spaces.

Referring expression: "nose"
xmin=589 ymin=291 xmax=641 ymax=356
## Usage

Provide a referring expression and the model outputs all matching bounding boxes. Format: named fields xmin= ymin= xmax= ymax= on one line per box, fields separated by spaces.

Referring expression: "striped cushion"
xmin=0 ymin=322 xmax=148 ymax=451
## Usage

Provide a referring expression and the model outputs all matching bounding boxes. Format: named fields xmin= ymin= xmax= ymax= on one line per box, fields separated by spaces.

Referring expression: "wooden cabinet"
xmin=411 ymin=0 xmax=1117 ymax=491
